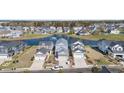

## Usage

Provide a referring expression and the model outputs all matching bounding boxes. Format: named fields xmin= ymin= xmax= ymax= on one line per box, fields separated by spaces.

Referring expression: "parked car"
xmin=51 ymin=66 xmax=63 ymax=70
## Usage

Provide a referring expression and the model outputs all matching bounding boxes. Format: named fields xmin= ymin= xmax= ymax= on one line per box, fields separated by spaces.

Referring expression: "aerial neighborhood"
xmin=0 ymin=21 xmax=124 ymax=73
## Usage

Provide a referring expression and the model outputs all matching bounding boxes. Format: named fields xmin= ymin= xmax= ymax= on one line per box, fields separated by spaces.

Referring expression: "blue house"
xmin=0 ymin=41 xmax=26 ymax=59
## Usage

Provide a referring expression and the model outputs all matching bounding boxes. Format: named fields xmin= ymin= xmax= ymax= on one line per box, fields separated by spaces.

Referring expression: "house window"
xmin=117 ymin=47 xmax=123 ymax=51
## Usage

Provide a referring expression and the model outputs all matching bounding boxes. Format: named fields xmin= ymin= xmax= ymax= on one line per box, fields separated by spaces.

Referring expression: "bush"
xmin=91 ymin=66 xmax=99 ymax=73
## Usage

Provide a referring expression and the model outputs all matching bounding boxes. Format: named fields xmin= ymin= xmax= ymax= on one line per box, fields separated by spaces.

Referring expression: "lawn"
xmin=0 ymin=46 xmax=37 ymax=69
xmin=0 ymin=34 xmax=51 ymax=41
xmin=96 ymin=59 xmax=112 ymax=65
xmin=85 ymin=46 xmax=114 ymax=65
xmin=69 ymin=34 xmax=124 ymax=41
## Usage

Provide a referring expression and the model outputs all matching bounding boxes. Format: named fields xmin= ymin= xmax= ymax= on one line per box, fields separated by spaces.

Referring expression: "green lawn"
xmin=0 ymin=34 xmax=51 ymax=41
xmin=96 ymin=59 xmax=112 ymax=65
xmin=69 ymin=34 xmax=124 ymax=41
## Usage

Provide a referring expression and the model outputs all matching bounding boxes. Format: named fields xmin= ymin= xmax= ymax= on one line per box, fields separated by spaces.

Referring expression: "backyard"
xmin=0 ymin=46 xmax=37 ymax=70
xmin=85 ymin=46 xmax=115 ymax=65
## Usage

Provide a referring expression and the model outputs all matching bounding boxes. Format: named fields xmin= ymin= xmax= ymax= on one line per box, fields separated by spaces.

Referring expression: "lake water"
xmin=22 ymin=34 xmax=98 ymax=47
xmin=1 ymin=34 xmax=123 ymax=47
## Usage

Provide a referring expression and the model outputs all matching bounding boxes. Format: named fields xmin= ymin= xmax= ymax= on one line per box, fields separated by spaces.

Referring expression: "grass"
xmin=0 ymin=46 xmax=37 ymax=70
xmin=0 ymin=33 xmax=51 ymax=41
xmin=69 ymin=34 xmax=124 ymax=41
xmin=96 ymin=59 xmax=112 ymax=65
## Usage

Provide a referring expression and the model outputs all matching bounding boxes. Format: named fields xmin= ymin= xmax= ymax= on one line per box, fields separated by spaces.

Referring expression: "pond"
xmin=22 ymin=34 xmax=99 ymax=47
xmin=0 ymin=34 xmax=123 ymax=47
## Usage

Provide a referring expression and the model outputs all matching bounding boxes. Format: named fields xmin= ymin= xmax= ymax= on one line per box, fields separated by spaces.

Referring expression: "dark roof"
xmin=109 ymin=41 xmax=124 ymax=47
xmin=0 ymin=41 xmax=24 ymax=48
xmin=36 ymin=48 xmax=50 ymax=54
xmin=73 ymin=48 xmax=84 ymax=52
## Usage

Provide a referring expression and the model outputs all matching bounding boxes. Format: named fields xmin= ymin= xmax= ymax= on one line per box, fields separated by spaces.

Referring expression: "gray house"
xmin=97 ymin=40 xmax=111 ymax=53
xmin=55 ymin=38 xmax=69 ymax=68
xmin=0 ymin=41 xmax=26 ymax=59
xmin=55 ymin=38 xmax=69 ymax=57
xmin=108 ymin=42 xmax=124 ymax=59
xmin=39 ymin=41 xmax=54 ymax=50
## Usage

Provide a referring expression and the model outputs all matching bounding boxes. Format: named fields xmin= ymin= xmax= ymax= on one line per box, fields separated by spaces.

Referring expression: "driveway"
xmin=30 ymin=60 xmax=45 ymax=70
xmin=58 ymin=56 xmax=70 ymax=68
xmin=73 ymin=57 xmax=88 ymax=68
xmin=0 ymin=59 xmax=5 ymax=65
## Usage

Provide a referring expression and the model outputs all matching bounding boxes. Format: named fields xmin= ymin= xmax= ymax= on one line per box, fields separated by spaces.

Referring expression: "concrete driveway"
xmin=0 ymin=59 xmax=5 ymax=65
xmin=30 ymin=60 xmax=45 ymax=70
xmin=58 ymin=56 xmax=70 ymax=68
xmin=73 ymin=57 xmax=88 ymax=68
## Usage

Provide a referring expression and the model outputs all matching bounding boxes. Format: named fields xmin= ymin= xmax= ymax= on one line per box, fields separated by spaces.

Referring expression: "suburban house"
xmin=34 ymin=47 xmax=50 ymax=61
xmin=97 ymin=40 xmax=111 ymax=53
xmin=107 ymin=42 xmax=124 ymax=59
xmin=0 ymin=31 xmax=11 ymax=38
xmin=55 ymin=38 xmax=69 ymax=68
xmin=0 ymin=30 xmax=23 ymax=38
xmin=55 ymin=38 xmax=69 ymax=57
xmin=56 ymin=27 xmax=63 ymax=33
xmin=34 ymin=41 xmax=54 ymax=61
xmin=71 ymin=41 xmax=85 ymax=59
xmin=109 ymin=29 xmax=120 ymax=34
xmin=23 ymin=27 xmax=30 ymax=32
xmin=49 ymin=26 xmax=56 ymax=33
xmin=71 ymin=41 xmax=84 ymax=51
xmin=73 ymin=27 xmax=83 ymax=34
xmin=38 ymin=41 xmax=54 ymax=50
xmin=71 ymin=41 xmax=87 ymax=68
xmin=0 ymin=41 xmax=26 ymax=60
xmin=63 ymin=27 xmax=70 ymax=33
xmin=9 ymin=31 xmax=23 ymax=38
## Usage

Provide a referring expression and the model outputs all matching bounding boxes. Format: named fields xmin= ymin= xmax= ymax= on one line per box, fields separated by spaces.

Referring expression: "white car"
xmin=51 ymin=66 xmax=63 ymax=70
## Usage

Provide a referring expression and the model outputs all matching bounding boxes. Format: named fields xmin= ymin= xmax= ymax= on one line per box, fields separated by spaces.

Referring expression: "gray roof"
xmin=39 ymin=41 xmax=54 ymax=49
xmin=72 ymin=48 xmax=84 ymax=53
xmin=109 ymin=42 xmax=124 ymax=47
xmin=36 ymin=48 xmax=50 ymax=54
xmin=0 ymin=41 xmax=24 ymax=48
xmin=108 ymin=41 xmax=124 ymax=53
xmin=56 ymin=38 xmax=68 ymax=46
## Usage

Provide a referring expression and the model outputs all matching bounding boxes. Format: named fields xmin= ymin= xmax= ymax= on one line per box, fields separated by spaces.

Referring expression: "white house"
xmin=23 ymin=27 xmax=30 ymax=32
xmin=71 ymin=41 xmax=85 ymax=58
xmin=73 ymin=27 xmax=83 ymax=33
xmin=8 ymin=31 xmax=23 ymax=38
xmin=110 ymin=29 xmax=120 ymax=34
xmin=108 ymin=42 xmax=124 ymax=59
xmin=0 ymin=31 xmax=11 ymax=38
xmin=71 ymin=41 xmax=87 ymax=68
xmin=49 ymin=26 xmax=56 ymax=33
xmin=34 ymin=41 xmax=54 ymax=61
xmin=63 ymin=27 xmax=70 ymax=33
xmin=56 ymin=27 xmax=63 ymax=33
xmin=71 ymin=41 xmax=84 ymax=51
xmin=34 ymin=48 xmax=50 ymax=61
